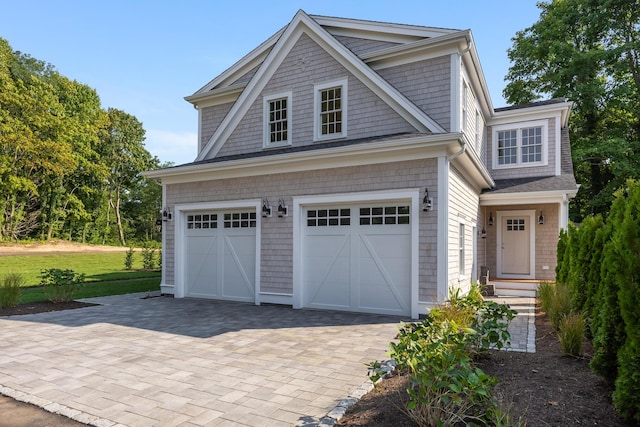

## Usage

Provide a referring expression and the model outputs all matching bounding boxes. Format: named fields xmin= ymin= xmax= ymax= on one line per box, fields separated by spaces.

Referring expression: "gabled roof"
xmin=191 ymin=10 xmax=447 ymax=162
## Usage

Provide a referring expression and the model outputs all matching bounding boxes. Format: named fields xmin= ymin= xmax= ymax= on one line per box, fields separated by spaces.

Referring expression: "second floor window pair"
xmin=264 ymin=80 xmax=346 ymax=148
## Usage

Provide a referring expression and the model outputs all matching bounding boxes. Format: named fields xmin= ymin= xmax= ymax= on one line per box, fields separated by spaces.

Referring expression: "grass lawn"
xmin=19 ymin=277 xmax=161 ymax=303
xmin=0 ymin=252 xmax=161 ymax=287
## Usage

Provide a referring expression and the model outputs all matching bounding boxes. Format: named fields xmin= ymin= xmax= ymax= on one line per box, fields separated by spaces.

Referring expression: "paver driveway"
xmin=0 ymin=293 xmax=403 ymax=426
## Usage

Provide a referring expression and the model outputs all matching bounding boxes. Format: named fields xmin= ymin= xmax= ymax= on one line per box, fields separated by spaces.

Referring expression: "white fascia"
xmin=480 ymin=189 xmax=576 ymax=206
xmin=143 ymin=134 xmax=462 ymax=185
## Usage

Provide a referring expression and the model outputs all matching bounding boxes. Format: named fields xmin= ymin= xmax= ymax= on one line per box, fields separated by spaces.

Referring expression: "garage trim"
xmin=292 ymin=189 xmax=420 ymax=318
xmin=173 ymin=199 xmax=262 ymax=302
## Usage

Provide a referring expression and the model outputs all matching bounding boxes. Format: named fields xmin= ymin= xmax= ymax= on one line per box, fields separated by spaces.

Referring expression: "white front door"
xmin=184 ymin=210 xmax=256 ymax=302
xmin=302 ymin=204 xmax=412 ymax=316
xmin=497 ymin=210 xmax=535 ymax=279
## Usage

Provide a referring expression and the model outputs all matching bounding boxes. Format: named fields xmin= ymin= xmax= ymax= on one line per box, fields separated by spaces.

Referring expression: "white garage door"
xmin=303 ymin=204 xmax=411 ymax=316
xmin=184 ymin=210 xmax=256 ymax=302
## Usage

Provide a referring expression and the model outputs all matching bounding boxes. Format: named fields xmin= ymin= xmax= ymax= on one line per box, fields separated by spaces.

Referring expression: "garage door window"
xmin=307 ymin=208 xmax=351 ymax=226
xmin=360 ymin=206 xmax=410 ymax=225
xmin=187 ymin=214 xmax=218 ymax=229
xmin=224 ymin=212 xmax=257 ymax=228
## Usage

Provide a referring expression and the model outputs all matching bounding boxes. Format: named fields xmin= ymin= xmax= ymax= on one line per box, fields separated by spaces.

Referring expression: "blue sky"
xmin=1 ymin=1 xmax=542 ymax=165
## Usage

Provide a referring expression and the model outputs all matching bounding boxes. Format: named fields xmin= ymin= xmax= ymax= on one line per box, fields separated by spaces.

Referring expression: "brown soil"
xmin=337 ymin=304 xmax=629 ymax=427
xmin=0 ymin=240 xmax=129 ymax=256
xmin=0 ymin=300 xmax=97 ymax=317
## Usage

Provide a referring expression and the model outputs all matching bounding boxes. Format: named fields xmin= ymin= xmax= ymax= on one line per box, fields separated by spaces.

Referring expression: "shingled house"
xmin=144 ymin=11 xmax=578 ymax=318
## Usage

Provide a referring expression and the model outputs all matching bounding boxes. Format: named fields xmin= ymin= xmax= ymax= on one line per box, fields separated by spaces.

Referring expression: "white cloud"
xmin=145 ymin=129 xmax=198 ymax=166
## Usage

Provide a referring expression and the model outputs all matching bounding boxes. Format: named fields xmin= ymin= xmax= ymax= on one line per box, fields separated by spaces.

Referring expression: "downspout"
xmin=447 ymin=140 xmax=466 ymax=161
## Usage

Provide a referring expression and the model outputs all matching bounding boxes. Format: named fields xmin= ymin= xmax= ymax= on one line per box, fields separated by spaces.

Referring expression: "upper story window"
xmin=314 ymin=78 xmax=348 ymax=141
xmin=263 ymin=91 xmax=292 ymax=148
xmin=492 ymin=120 xmax=547 ymax=169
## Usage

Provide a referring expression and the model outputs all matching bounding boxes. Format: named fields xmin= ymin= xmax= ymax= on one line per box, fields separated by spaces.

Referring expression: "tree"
xmin=99 ymin=108 xmax=156 ymax=246
xmin=504 ymin=0 xmax=640 ymax=220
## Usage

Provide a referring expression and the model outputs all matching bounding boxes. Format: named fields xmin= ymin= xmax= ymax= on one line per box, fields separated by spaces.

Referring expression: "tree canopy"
xmin=503 ymin=0 xmax=640 ymax=220
xmin=0 ymin=37 xmax=163 ymax=244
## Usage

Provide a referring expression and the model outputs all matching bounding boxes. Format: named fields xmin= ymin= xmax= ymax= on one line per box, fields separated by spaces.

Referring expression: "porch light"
xmin=422 ymin=188 xmax=433 ymax=212
xmin=538 ymin=212 xmax=545 ymax=225
xmin=262 ymin=199 xmax=272 ymax=217
xmin=480 ymin=227 xmax=487 ymax=239
xmin=488 ymin=213 xmax=494 ymax=226
xmin=277 ymin=199 xmax=288 ymax=217
xmin=160 ymin=207 xmax=172 ymax=221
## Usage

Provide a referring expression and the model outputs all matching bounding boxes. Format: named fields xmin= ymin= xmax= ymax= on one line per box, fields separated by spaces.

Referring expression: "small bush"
xmin=368 ymin=287 xmax=517 ymax=426
xmin=537 ymin=281 xmax=555 ymax=314
xmin=558 ymin=312 xmax=585 ymax=356
xmin=124 ymin=247 xmax=135 ymax=270
xmin=0 ymin=273 xmax=25 ymax=308
xmin=538 ymin=282 xmax=572 ymax=330
xmin=40 ymin=268 xmax=85 ymax=303
xmin=141 ymin=244 xmax=156 ymax=270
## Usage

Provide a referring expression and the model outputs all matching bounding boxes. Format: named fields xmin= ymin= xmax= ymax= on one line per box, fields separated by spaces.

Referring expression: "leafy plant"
xmin=141 ymin=243 xmax=156 ymax=270
xmin=0 ymin=273 xmax=25 ymax=308
xmin=558 ymin=313 xmax=585 ymax=357
xmin=368 ymin=288 xmax=517 ymax=426
xmin=124 ymin=247 xmax=135 ymax=270
xmin=40 ymin=268 xmax=85 ymax=303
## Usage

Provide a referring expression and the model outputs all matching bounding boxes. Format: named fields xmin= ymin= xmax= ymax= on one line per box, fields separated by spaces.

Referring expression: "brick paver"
xmin=0 ymin=293 xmax=402 ymax=426
xmin=0 ymin=293 xmax=535 ymax=426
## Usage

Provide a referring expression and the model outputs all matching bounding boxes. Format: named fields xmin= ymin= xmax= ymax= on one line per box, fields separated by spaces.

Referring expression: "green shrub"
xmin=368 ymin=288 xmax=517 ymax=426
xmin=124 ymin=247 xmax=135 ymax=270
xmin=141 ymin=244 xmax=156 ymax=270
xmin=40 ymin=268 xmax=85 ymax=303
xmin=611 ymin=180 xmax=640 ymax=423
xmin=0 ymin=273 xmax=25 ymax=308
xmin=537 ymin=282 xmax=572 ymax=330
xmin=558 ymin=312 xmax=585 ymax=357
xmin=591 ymin=185 xmax=628 ymax=384
xmin=537 ymin=281 xmax=555 ymax=314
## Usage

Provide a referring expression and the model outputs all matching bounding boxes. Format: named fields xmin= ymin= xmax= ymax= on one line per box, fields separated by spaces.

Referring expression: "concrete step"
xmin=493 ymin=281 xmax=538 ymax=297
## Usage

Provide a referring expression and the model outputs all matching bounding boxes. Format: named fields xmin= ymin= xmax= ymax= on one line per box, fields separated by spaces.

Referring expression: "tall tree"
xmin=99 ymin=108 xmax=156 ymax=246
xmin=503 ymin=0 xmax=640 ymax=220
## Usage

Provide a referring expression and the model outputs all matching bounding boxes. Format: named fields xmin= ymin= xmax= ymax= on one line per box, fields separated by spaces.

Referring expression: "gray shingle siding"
xmin=165 ymin=158 xmax=438 ymax=298
xmin=214 ymin=33 xmax=416 ymax=158
xmin=376 ymin=56 xmax=451 ymax=131
xmin=333 ymin=35 xmax=402 ymax=56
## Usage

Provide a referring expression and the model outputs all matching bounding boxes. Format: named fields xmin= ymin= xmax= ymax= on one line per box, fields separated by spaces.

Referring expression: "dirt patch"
xmin=337 ymin=303 xmax=628 ymax=426
xmin=0 ymin=240 xmax=129 ymax=256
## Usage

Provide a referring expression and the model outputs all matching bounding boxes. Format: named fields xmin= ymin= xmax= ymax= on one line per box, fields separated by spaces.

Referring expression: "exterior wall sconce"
xmin=538 ymin=212 xmax=545 ymax=225
xmin=488 ymin=213 xmax=494 ymax=226
xmin=277 ymin=199 xmax=288 ymax=217
xmin=262 ymin=199 xmax=272 ymax=217
xmin=422 ymin=188 xmax=433 ymax=212
xmin=160 ymin=207 xmax=172 ymax=221
xmin=480 ymin=227 xmax=487 ymax=239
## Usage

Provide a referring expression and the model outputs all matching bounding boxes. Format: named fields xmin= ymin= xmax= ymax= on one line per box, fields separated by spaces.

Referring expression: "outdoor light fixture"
xmin=277 ymin=199 xmax=288 ymax=217
xmin=262 ymin=199 xmax=272 ymax=217
xmin=160 ymin=207 xmax=172 ymax=221
xmin=488 ymin=212 xmax=494 ymax=226
xmin=422 ymin=188 xmax=433 ymax=212
xmin=538 ymin=212 xmax=545 ymax=225
xmin=480 ymin=227 xmax=487 ymax=239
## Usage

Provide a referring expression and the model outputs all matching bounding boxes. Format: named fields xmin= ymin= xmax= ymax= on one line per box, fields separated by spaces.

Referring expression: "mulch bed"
xmin=337 ymin=303 xmax=629 ymax=426
xmin=0 ymin=300 xmax=97 ymax=317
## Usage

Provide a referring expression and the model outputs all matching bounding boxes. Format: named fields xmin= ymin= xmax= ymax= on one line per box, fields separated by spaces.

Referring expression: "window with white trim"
xmin=263 ymin=92 xmax=291 ymax=147
xmin=314 ymin=78 xmax=347 ymax=141
xmin=493 ymin=120 xmax=547 ymax=169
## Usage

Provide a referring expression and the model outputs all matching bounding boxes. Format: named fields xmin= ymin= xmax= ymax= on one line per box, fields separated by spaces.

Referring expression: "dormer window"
xmin=493 ymin=120 xmax=547 ymax=169
xmin=263 ymin=91 xmax=292 ymax=147
xmin=314 ymin=78 xmax=348 ymax=141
